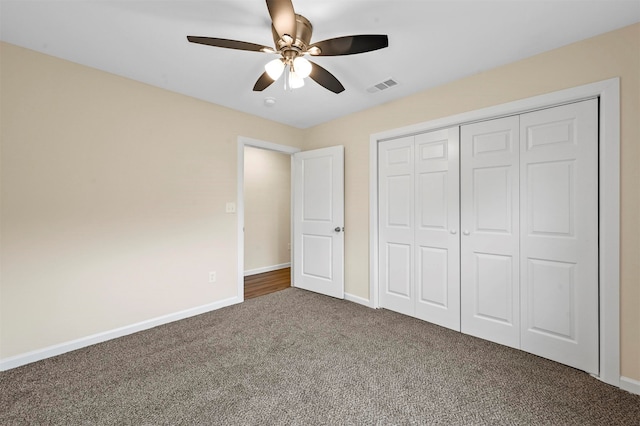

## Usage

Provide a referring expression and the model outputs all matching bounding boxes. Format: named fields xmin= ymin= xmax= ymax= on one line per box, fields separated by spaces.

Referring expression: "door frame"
xmin=369 ymin=78 xmax=620 ymax=387
xmin=237 ymin=137 xmax=300 ymax=303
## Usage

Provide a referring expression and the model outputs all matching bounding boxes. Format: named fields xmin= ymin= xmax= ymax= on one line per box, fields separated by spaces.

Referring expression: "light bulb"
xmin=307 ymin=46 xmax=321 ymax=56
xmin=289 ymin=70 xmax=305 ymax=89
xmin=293 ymin=57 xmax=312 ymax=78
xmin=265 ymin=58 xmax=285 ymax=80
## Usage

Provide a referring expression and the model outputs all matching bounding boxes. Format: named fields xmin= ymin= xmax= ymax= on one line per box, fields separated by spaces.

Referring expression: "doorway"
xmin=237 ymin=137 xmax=300 ymax=301
xmin=243 ymin=145 xmax=292 ymax=299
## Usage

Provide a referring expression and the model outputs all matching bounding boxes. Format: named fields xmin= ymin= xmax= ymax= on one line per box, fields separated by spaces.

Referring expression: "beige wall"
xmin=1 ymin=23 xmax=639 ymax=383
xmin=244 ymin=146 xmax=291 ymax=272
xmin=303 ymin=23 xmax=640 ymax=381
xmin=0 ymin=42 xmax=303 ymax=358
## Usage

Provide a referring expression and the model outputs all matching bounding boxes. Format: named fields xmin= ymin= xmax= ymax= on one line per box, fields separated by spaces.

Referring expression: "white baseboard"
xmin=244 ymin=263 xmax=291 ymax=276
xmin=620 ymin=376 xmax=640 ymax=396
xmin=344 ymin=292 xmax=373 ymax=308
xmin=0 ymin=296 xmax=241 ymax=372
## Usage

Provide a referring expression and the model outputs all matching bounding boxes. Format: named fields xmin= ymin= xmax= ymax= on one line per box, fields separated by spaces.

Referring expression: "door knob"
xmin=463 ymin=230 xmax=470 ymax=236
xmin=334 ymin=227 xmax=343 ymax=232
xmin=450 ymin=229 xmax=457 ymax=235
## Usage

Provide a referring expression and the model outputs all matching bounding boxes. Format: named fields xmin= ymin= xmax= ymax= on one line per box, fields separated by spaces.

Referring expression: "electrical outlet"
xmin=225 ymin=202 xmax=236 ymax=213
xmin=209 ymin=271 xmax=217 ymax=283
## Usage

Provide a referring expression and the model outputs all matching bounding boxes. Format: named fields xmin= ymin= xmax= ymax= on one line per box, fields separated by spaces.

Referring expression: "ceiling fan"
xmin=187 ymin=0 xmax=389 ymax=94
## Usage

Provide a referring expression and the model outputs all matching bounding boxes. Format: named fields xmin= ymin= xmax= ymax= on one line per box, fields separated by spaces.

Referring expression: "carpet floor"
xmin=1 ymin=288 xmax=639 ymax=425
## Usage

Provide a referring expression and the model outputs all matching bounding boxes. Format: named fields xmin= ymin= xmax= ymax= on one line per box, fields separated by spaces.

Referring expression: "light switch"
xmin=225 ymin=202 xmax=236 ymax=213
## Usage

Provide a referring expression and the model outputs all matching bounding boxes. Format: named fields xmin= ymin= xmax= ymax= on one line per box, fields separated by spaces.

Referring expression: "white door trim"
xmin=369 ymin=78 xmax=620 ymax=387
xmin=237 ymin=137 xmax=300 ymax=303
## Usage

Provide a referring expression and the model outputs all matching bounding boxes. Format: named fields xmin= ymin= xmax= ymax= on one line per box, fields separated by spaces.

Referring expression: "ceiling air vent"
xmin=367 ymin=78 xmax=399 ymax=93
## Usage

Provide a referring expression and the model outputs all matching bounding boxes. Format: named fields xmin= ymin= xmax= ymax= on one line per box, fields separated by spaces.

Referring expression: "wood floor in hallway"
xmin=244 ymin=267 xmax=291 ymax=300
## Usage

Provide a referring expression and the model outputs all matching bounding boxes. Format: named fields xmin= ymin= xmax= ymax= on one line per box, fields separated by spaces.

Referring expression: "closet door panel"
xmin=461 ymin=116 xmax=520 ymax=349
xmin=473 ymin=253 xmax=514 ymax=324
xmin=417 ymin=171 xmax=447 ymax=229
xmin=378 ymin=136 xmax=415 ymax=316
xmin=418 ymin=247 xmax=448 ymax=306
xmin=414 ymin=128 xmax=460 ymax=330
xmin=473 ymin=166 xmax=514 ymax=234
xmin=520 ymin=99 xmax=598 ymax=374
xmin=387 ymin=243 xmax=412 ymax=297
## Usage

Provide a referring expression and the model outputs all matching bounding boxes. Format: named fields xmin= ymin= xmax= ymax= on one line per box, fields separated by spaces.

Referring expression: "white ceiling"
xmin=1 ymin=1 xmax=639 ymax=128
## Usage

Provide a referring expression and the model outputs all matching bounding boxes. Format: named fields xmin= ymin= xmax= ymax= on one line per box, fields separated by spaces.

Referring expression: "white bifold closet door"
xmin=378 ymin=99 xmax=598 ymax=374
xmin=460 ymin=99 xmax=598 ymax=373
xmin=414 ymin=129 xmax=460 ymax=327
xmin=460 ymin=116 xmax=521 ymax=349
xmin=378 ymin=136 xmax=414 ymax=316
xmin=518 ymin=100 xmax=599 ymax=374
xmin=378 ymin=128 xmax=460 ymax=331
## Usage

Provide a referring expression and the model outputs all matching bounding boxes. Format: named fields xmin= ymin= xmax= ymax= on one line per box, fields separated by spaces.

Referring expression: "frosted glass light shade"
xmin=265 ymin=58 xmax=285 ymax=80
xmin=293 ymin=57 xmax=312 ymax=78
xmin=289 ymin=70 xmax=305 ymax=88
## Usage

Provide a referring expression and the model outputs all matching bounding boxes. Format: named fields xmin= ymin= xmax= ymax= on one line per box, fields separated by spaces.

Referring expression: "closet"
xmin=378 ymin=99 xmax=599 ymax=374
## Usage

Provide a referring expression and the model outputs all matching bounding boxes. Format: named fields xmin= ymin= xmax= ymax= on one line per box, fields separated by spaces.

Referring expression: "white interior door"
xmin=519 ymin=99 xmax=599 ymax=374
xmin=378 ymin=128 xmax=460 ymax=330
xmin=378 ymin=136 xmax=415 ymax=316
xmin=293 ymin=146 xmax=344 ymax=299
xmin=461 ymin=116 xmax=520 ymax=349
xmin=414 ymin=128 xmax=461 ymax=330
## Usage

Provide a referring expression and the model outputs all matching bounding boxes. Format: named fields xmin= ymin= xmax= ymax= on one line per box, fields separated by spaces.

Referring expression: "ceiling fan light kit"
xmin=265 ymin=58 xmax=285 ymax=80
xmin=292 ymin=57 xmax=312 ymax=78
xmin=187 ymin=0 xmax=389 ymax=94
xmin=288 ymin=69 xmax=305 ymax=89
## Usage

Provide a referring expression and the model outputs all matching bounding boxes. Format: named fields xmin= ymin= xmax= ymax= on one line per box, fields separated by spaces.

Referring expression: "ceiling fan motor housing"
xmin=272 ymin=14 xmax=313 ymax=58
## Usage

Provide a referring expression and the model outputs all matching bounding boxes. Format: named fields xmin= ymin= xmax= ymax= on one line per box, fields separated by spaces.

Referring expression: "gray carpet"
xmin=1 ymin=288 xmax=639 ymax=425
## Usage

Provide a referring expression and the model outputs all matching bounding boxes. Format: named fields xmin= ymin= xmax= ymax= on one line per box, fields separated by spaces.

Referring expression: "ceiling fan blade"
xmin=310 ymin=35 xmax=389 ymax=56
xmin=266 ymin=0 xmax=297 ymax=41
xmin=187 ymin=36 xmax=271 ymax=52
xmin=253 ymin=72 xmax=276 ymax=91
xmin=308 ymin=61 xmax=345 ymax=94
